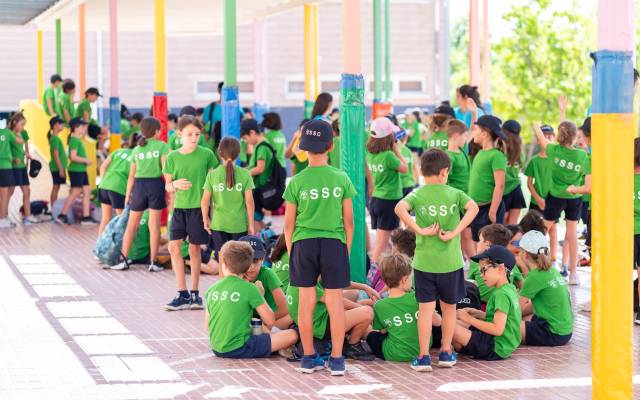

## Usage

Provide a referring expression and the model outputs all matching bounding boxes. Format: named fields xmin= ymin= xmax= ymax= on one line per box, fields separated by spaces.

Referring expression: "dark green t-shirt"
xmin=446 ymin=149 xmax=471 ymax=193
xmin=366 ymin=150 xmax=402 ymax=200
xmin=163 ymin=146 xmax=218 ymax=209
xmin=485 ymin=283 xmax=522 ymax=359
xmin=469 ymin=148 xmax=507 ymax=204
xmin=99 ymin=149 xmax=131 ymax=195
xmin=67 ymin=136 xmax=87 ymax=173
xmin=372 ymin=292 xmax=422 ymax=362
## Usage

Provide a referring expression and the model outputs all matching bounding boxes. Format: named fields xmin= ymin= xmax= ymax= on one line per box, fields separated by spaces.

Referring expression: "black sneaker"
xmin=343 ymin=340 xmax=374 ymax=361
xmin=635 ymin=311 xmax=640 ymax=326
xmin=190 ymin=292 xmax=204 ymax=310
xmin=54 ymin=214 xmax=69 ymax=225
xmin=80 ymin=216 xmax=97 ymax=225
xmin=166 ymin=293 xmax=191 ymax=311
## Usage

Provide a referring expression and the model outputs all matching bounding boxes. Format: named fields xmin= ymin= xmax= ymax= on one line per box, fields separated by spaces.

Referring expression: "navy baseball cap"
xmin=49 ymin=115 xmax=64 ymax=129
xmin=240 ymin=119 xmax=261 ymax=136
xmin=299 ymin=119 xmax=333 ymax=153
xmin=179 ymin=105 xmax=197 ymax=117
xmin=476 ymin=115 xmax=505 ymax=140
xmin=69 ymin=117 xmax=88 ymax=131
xmin=470 ymin=245 xmax=516 ymax=271
xmin=579 ymin=117 xmax=591 ymax=135
xmin=540 ymin=124 xmax=555 ymax=134
xmin=85 ymin=87 xmax=101 ymax=97
xmin=238 ymin=235 xmax=266 ymax=259
xmin=434 ymin=104 xmax=456 ymax=119
xmin=502 ymin=120 xmax=521 ymax=135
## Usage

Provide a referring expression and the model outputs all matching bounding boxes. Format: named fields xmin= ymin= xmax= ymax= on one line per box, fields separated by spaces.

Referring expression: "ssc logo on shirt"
xmin=272 ymin=137 xmax=286 ymax=144
xmin=548 ymin=277 xmax=567 ymax=288
xmin=137 ymin=151 xmax=161 ymax=160
xmin=553 ymin=158 xmax=582 ymax=172
xmin=286 ymin=295 xmax=293 ymax=305
xmin=418 ymin=204 xmax=458 ymax=217
xmin=634 ymin=191 xmax=640 ymax=200
xmin=0 ymin=136 xmax=5 ymax=142
xmin=273 ymin=261 xmax=289 ymax=272
xmin=209 ymin=289 xmax=241 ymax=302
xmin=213 ymin=182 xmax=244 ymax=192
xmin=383 ymin=311 xmax=419 ymax=327
xmin=299 ymin=187 xmax=344 ymax=201
xmin=428 ymin=139 xmax=448 ymax=148
xmin=117 ymin=152 xmax=129 ymax=160
xmin=368 ymin=163 xmax=384 ymax=173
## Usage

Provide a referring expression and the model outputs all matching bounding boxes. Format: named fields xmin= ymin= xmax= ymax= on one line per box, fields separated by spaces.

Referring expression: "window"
xmin=321 ymin=80 xmax=340 ymax=93
xmin=398 ymin=80 xmax=424 ymax=93
xmin=396 ymin=78 xmax=426 ymax=97
xmin=285 ymin=77 xmax=305 ymax=100
xmin=193 ymin=76 xmax=254 ymax=101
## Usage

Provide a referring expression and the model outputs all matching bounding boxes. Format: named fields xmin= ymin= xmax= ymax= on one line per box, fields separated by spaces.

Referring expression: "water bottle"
xmin=251 ymin=318 xmax=262 ymax=335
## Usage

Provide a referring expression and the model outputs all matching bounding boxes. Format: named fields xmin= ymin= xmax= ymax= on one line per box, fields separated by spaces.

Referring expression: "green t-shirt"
xmin=42 ymin=85 xmax=59 ymax=116
xmin=99 ymin=149 xmax=131 ymax=195
xmin=446 ymin=149 xmax=471 ymax=193
xmin=366 ymin=150 xmax=402 ymax=200
xmin=123 ymin=125 xmax=139 ymax=142
xmin=67 ymin=136 xmax=87 ymax=173
xmin=328 ymin=136 xmax=341 ymax=169
xmin=164 ymin=146 xmax=218 ymax=209
xmin=484 ymin=283 xmax=522 ymax=359
xmin=286 ymin=284 xmax=329 ymax=339
xmin=271 ymin=252 xmax=290 ymax=291
xmin=424 ymin=131 xmax=449 ymax=151
xmin=74 ymin=99 xmax=96 ymax=125
xmin=205 ymin=275 xmax=265 ymax=353
xmin=504 ymin=154 xmax=524 ymax=195
xmin=10 ymin=130 xmax=29 ymax=169
xmin=635 ymin=174 xmax=640 ymax=235
xmin=469 ymin=148 xmax=507 ymax=204
xmin=240 ymin=139 xmax=248 ymax=165
xmin=48 ymin=134 xmax=67 ymax=172
xmin=203 ymin=165 xmax=254 ymax=233
xmin=520 ymin=268 xmax=573 ymax=336
xmin=399 ymin=143 xmax=415 ymax=189
xmin=404 ymin=184 xmax=471 ymax=273
xmin=283 ymin=165 xmax=356 ymax=244
xmin=403 ymin=121 xmax=423 ymax=149
xmin=546 ymin=143 xmax=588 ymax=199
xmin=510 ymin=265 xmax=524 ymax=286
xmin=467 ymin=261 xmax=494 ymax=302
xmin=58 ymin=92 xmax=75 ymax=122
xmin=168 ymin=133 xmax=207 ymax=151
xmin=582 ymin=153 xmax=592 ymax=207
xmin=290 ymin=155 xmax=308 ymax=175
xmin=249 ymin=141 xmax=275 ymax=187
xmin=255 ymin=266 xmax=283 ymax=312
xmin=0 ymin=129 xmax=16 ymax=170
xmin=372 ymin=292 xmax=421 ymax=362
xmin=524 ymin=155 xmax=553 ymax=206
xmin=128 ymin=210 xmax=150 ymax=261
xmin=131 ymin=139 xmax=169 ymax=178
xmin=265 ymin=130 xmax=287 ymax=168
xmin=120 ymin=120 xmax=131 ymax=138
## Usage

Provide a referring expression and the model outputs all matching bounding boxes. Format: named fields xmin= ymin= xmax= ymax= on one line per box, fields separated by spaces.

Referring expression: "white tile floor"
xmin=74 ymin=335 xmax=153 ymax=356
xmin=32 ymin=284 xmax=89 ymax=298
xmin=47 ymin=301 xmax=111 ymax=318
xmin=58 ymin=317 xmax=130 ymax=335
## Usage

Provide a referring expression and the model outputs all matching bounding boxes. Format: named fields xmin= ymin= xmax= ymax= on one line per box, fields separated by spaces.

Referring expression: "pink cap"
xmin=370 ymin=117 xmax=400 ymax=138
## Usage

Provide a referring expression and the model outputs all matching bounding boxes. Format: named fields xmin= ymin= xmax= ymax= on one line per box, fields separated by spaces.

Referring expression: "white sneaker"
xmin=110 ymin=261 xmax=130 ymax=271
xmin=568 ymin=273 xmax=580 ymax=286
xmin=37 ymin=214 xmax=53 ymax=222
xmin=580 ymin=301 xmax=591 ymax=312
xmin=23 ymin=215 xmax=40 ymax=225
xmin=148 ymin=263 xmax=164 ymax=272
xmin=0 ymin=218 xmax=13 ymax=229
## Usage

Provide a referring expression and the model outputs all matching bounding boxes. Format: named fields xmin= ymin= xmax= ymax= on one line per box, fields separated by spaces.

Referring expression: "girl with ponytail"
xmin=455 ymin=85 xmax=485 ymax=128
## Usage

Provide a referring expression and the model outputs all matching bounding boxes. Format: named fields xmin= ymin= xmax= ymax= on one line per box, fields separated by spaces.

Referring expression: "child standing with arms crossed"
xmin=395 ymin=148 xmax=478 ymax=371
xmin=48 ymin=116 xmax=67 ymax=211
xmin=113 ymin=117 xmax=168 ymax=272
xmin=164 ymin=116 xmax=218 ymax=310
xmin=283 ymin=119 xmax=356 ymax=376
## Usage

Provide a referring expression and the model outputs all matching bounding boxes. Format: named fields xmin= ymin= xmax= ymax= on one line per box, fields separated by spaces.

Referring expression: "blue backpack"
xmin=93 ymin=207 xmax=130 ymax=266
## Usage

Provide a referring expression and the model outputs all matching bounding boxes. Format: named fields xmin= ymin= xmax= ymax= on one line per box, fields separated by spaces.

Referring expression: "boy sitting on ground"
xmin=204 ymin=241 xmax=298 ymax=358
xmin=467 ymin=224 xmax=512 ymax=303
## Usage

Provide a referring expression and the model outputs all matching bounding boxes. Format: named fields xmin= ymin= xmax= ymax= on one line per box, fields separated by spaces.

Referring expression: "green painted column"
xmin=55 ymin=18 xmax=62 ymax=74
xmin=384 ymin=0 xmax=391 ymax=101
xmin=223 ymin=0 xmax=237 ymax=86
xmin=373 ymin=0 xmax=382 ymax=101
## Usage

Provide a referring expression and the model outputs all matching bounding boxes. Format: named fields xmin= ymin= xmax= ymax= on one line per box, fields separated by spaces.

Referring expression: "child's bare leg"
xmin=324 ymin=288 xmax=346 ymax=358
xmin=99 ymin=204 xmax=112 ymax=236
xmin=148 ymin=209 xmax=162 ymax=262
xmin=50 ymin=184 xmax=60 ymax=207
xmin=418 ymin=302 xmax=436 ymax=357
xmin=520 ymin=320 xmax=527 ymax=344
xmin=452 ymin=325 xmax=472 ymax=352
xmin=188 ymin=243 xmax=201 ymax=291
xmin=439 ymin=301 xmax=456 ymax=354
xmin=461 ymin=228 xmax=475 ymax=260
xmin=81 ymin=185 xmax=91 ymax=217
xmin=120 ymin=210 xmax=142 ymax=256
xmin=549 ymin=223 xmax=558 ymax=262
xmin=270 ymin=329 xmax=298 ymax=352
xmin=169 ymin=239 xmax=187 ymax=290
xmin=344 ymin=305 xmax=373 ymax=343
xmin=298 ymin=286 xmax=317 ymax=356
xmin=60 ymin=187 xmax=81 ymax=215
xmin=200 ymin=259 xmax=219 ymax=275
xmin=566 ymin=220 xmax=578 ymax=274
xmin=0 ymin=187 xmax=9 ymax=218
xmin=372 ymin=229 xmax=392 ymax=263
xmin=343 ymin=289 xmax=359 ymax=302
xmin=505 ymin=209 xmax=520 ymax=225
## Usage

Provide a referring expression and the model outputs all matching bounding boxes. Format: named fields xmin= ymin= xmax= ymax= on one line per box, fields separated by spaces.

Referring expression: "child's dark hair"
xmin=261 ymin=112 xmax=282 ymax=131
xmin=331 ymin=119 xmax=340 ymax=137
xmin=168 ymin=113 xmax=178 ymax=124
xmin=505 ymin=224 xmax=523 ymax=237
xmin=8 ymin=111 xmax=26 ymax=131
xmin=131 ymin=112 xmax=144 ymax=123
xmin=310 ymin=92 xmax=333 ymax=119
xmin=457 ymin=85 xmax=485 ymax=111
xmin=379 ymin=253 xmax=412 ymax=289
xmin=519 ymin=210 xmax=546 ymax=234
xmin=504 ymin=131 xmax=522 ymax=167
xmin=479 ymin=224 xmax=512 ymax=246
xmin=366 ymin=135 xmax=394 ymax=154
xmin=390 ymin=228 xmax=416 ymax=258
xmin=62 ymin=79 xmax=75 ymax=93
xmin=138 ymin=117 xmax=161 ymax=147
xmin=196 ymin=107 xmax=204 ymax=117
xmin=299 ymin=118 xmax=310 ymax=128
xmin=177 ymin=115 xmax=200 ymax=132
xmin=446 ymin=119 xmax=467 ymax=138
xmin=269 ymin=234 xmax=287 ymax=263
xmin=635 ymin=137 xmax=640 ymax=168
xmin=217 ymin=137 xmax=241 ymax=189
xmin=430 ymin=114 xmax=452 ymax=132
xmin=557 ymin=121 xmax=577 ymax=147
xmin=420 ymin=148 xmax=451 ymax=177
xmin=220 ymin=241 xmax=254 ymax=274
xmin=478 ymin=124 xmax=507 ymax=154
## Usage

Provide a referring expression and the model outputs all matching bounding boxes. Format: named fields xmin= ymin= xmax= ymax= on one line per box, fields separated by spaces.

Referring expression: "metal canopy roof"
xmin=0 ymin=0 xmax=58 ymax=25
xmin=28 ymin=0 xmax=317 ymax=34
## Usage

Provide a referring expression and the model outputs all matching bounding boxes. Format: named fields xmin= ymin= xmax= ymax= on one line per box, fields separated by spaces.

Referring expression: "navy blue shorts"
xmin=503 ymin=186 xmax=527 ymax=211
xmin=51 ymin=169 xmax=66 ymax=185
xmin=525 ymin=315 xmax=572 ymax=346
xmin=543 ymin=194 xmax=582 ymax=222
xmin=581 ymin=201 xmax=591 ymax=247
xmin=69 ymin=171 xmax=89 ymax=188
xmin=634 ymin=235 xmax=640 ymax=268
xmin=414 ymin=268 xmax=465 ymax=304
xmin=13 ymin=167 xmax=29 ymax=186
xmin=369 ymin=197 xmax=400 ymax=231
xmin=210 ymin=230 xmax=248 ymax=261
xmin=290 ymin=237 xmax=350 ymax=289
xmin=130 ymin=177 xmax=166 ymax=211
xmin=406 ymin=145 xmax=423 ymax=156
xmin=0 ymin=169 xmax=15 ymax=187
xmin=365 ymin=331 xmax=387 ymax=360
xmin=470 ymin=202 xmax=506 ymax=241
xmin=170 ymin=208 xmax=209 ymax=245
xmin=98 ymin=188 xmax=125 ymax=209
xmin=460 ymin=328 xmax=503 ymax=361
xmin=402 ymin=186 xmax=416 ymax=198
xmin=213 ymin=333 xmax=271 ymax=359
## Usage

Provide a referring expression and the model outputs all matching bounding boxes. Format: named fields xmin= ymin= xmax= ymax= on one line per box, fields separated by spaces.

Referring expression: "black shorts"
xmin=0 ymin=169 xmax=15 ymax=187
xmin=69 ymin=171 xmax=89 ymax=188
xmin=170 ymin=208 xmax=209 ymax=245
xmin=634 ymin=235 xmax=640 ymax=268
xmin=529 ymin=202 xmax=559 ymax=223
xmin=365 ymin=331 xmax=387 ymax=360
xmin=130 ymin=177 xmax=166 ymax=211
xmin=369 ymin=197 xmax=400 ymax=231
xmin=581 ymin=201 xmax=591 ymax=247
xmin=460 ymin=328 xmax=503 ymax=361
xmin=414 ymin=268 xmax=466 ymax=304
xmin=470 ymin=202 xmax=506 ymax=241
xmin=210 ymin=230 xmax=248 ymax=261
xmin=213 ymin=333 xmax=271 ymax=359
xmin=290 ymin=237 xmax=350 ymax=289
xmin=502 ymin=186 xmax=527 ymax=211
xmin=543 ymin=194 xmax=582 ymax=222
xmin=402 ymin=186 xmax=416 ymax=198
xmin=98 ymin=188 xmax=125 ymax=209
xmin=13 ymin=167 xmax=29 ymax=186
xmin=524 ymin=315 xmax=572 ymax=346
xmin=51 ymin=169 xmax=66 ymax=185
xmin=406 ymin=145 xmax=423 ymax=156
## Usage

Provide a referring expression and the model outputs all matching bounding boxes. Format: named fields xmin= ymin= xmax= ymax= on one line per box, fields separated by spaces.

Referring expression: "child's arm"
xmin=284 ymin=130 xmax=300 ymax=159
xmin=489 ymin=169 xmax=505 ymax=223
xmin=527 ymin=176 xmax=545 ymax=210
xmin=24 ymin=140 xmax=30 ymax=160
xmin=250 ymin=159 xmax=265 ymax=176
xmin=201 ymin=189 xmax=212 ymax=233
xmin=245 ymin=189 xmax=255 ymax=235
xmin=99 ymin=157 xmax=112 ymax=178
xmin=255 ymin=303 xmax=276 ymax=329
xmin=343 ymin=297 xmax=364 ymax=310
xmin=284 ymin=202 xmax=296 ymax=254
xmin=439 ymin=199 xmax=479 ymax=241
xmin=412 ymin=158 xmax=420 ymax=183
xmin=365 ymin=166 xmax=374 ymax=197
xmin=532 ymin=123 xmax=551 ymax=151
xmin=124 ymin=163 xmax=136 ymax=205
xmin=395 ymin=199 xmax=440 ymax=236
xmin=271 ymin=287 xmax=289 ymax=319
xmin=558 ymin=95 xmax=568 ymax=122
xmin=69 ymin=149 xmax=91 ymax=165
xmin=204 ymin=308 xmax=210 ymax=333
xmin=519 ymin=296 xmax=533 ymax=315
xmin=47 ymin=98 xmax=56 ymax=116
xmin=342 ymin=198 xmax=354 ymax=255
xmin=13 ymin=132 xmax=24 ymax=145
xmin=392 ymin=142 xmax=409 ymax=173
xmin=459 ymin=308 xmax=507 ymax=336
xmin=63 ymin=108 xmax=71 ymax=123
xmin=567 ymin=174 xmax=591 ymax=195
xmin=347 ymin=281 xmax=380 ymax=302
xmin=53 ymin=148 xmax=64 ymax=177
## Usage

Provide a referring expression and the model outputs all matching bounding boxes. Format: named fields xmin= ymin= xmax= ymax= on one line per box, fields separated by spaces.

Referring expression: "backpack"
xmin=93 ymin=207 xmax=130 ymax=266
xmin=21 ymin=200 xmax=48 ymax=216
xmin=255 ymin=141 xmax=286 ymax=211
xmin=366 ymin=261 xmax=386 ymax=294
xmin=457 ymin=280 xmax=482 ymax=310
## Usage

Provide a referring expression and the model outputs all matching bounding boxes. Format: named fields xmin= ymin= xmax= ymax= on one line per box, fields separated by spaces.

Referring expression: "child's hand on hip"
xmin=419 ymin=223 xmax=440 ymax=236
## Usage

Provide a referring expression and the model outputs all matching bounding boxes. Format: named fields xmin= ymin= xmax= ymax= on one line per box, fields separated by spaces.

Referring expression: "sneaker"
xmin=299 ymin=354 xmax=325 ymax=374
xmin=635 ymin=311 xmax=640 ymax=325
xmin=54 ymin=214 xmax=69 ymax=225
xmin=0 ymin=218 xmax=13 ymax=229
xmin=189 ymin=292 xmax=204 ymax=310
xmin=278 ymin=345 xmax=296 ymax=359
xmin=327 ymin=356 xmax=346 ymax=376
xmin=165 ymin=293 xmax=191 ymax=311
xmin=109 ymin=260 xmax=130 ymax=271
xmin=23 ymin=215 xmax=40 ymax=225
xmin=36 ymin=214 xmax=53 ymax=222
xmin=343 ymin=341 xmax=374 ymax=361
xmin=80 ymin=216 xmax=97 ymax=225
xmin=411 ymin=355 xmax=432 ymax=372
xmin=148 ymin=263 xmax=164 ymax=272
xmin=579 ymin=301 xmax=591 ymax=312
xmin=559 ymin=265 xmax=569 ymax=277
xmin=437 ymin=351 xmax=457 ymax=368
xmin=568 ymin=272 xmax=580 ymax=286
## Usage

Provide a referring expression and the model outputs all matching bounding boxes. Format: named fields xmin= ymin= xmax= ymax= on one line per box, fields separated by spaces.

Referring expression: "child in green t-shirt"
xmin=163 ymin=116 xmax=218 ymax=311
xmin=261 ymin=112 xmax=287 ymax=168
xmin=516 ymin=230 xmax=573 ymax=346
xmin=269 ymin=234 xmax=290 ymax=291
xmin=505 ymin=224 xmax=525 ymax=289
xmin=123 ymin=112 xmax=143 ymax=145
xmin=59 ymin=79 xmax=76 ymax=125
xmin=501 ymin=120 xmax=527 ymax=225
xmin=454 ymin=245 xmax=522 ymax=360
xmin=424 ymin=105 xmax=454 ymax=151
xmin=97 ymin=147 xmax=131 ymax=235
xmin=42 ymin=74 xmax=62 ymax=116
xmin=48 ymin=116 xmax=67 ymax=215
xmin=396 ymin=148 xmax=479 ymax=371
xmin=467 ymin=224 xmax=513 ymax=303
xmin=284 ymin=119 xmax=310 ymax=175
xmin=204 ymin=241 xmax=298 ymax=358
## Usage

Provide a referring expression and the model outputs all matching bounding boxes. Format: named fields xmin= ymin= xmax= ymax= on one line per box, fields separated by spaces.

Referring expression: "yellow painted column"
xmin=311 ymin=4 xmax=319 ymax=98
xmin=303 ymin=4 xmax=314 ymax=118
xmin=37 ymin=30 xmax=43 ymax=99
xmin=154 ymin=0 xmax=166 ymax=93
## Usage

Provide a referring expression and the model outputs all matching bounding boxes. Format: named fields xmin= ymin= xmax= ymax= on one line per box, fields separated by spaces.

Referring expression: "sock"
xmin=179 ymin=290 xmax=189 ymax=299
xmin=190 ymin=290 xmax=199 ymax=298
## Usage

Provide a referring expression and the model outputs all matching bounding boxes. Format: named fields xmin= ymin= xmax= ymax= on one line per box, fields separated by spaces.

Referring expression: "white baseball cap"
xmin=370 ymin=117 xmax=400 ymax=139
xmin=519 ymin=230 xmax=550 ymax=255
